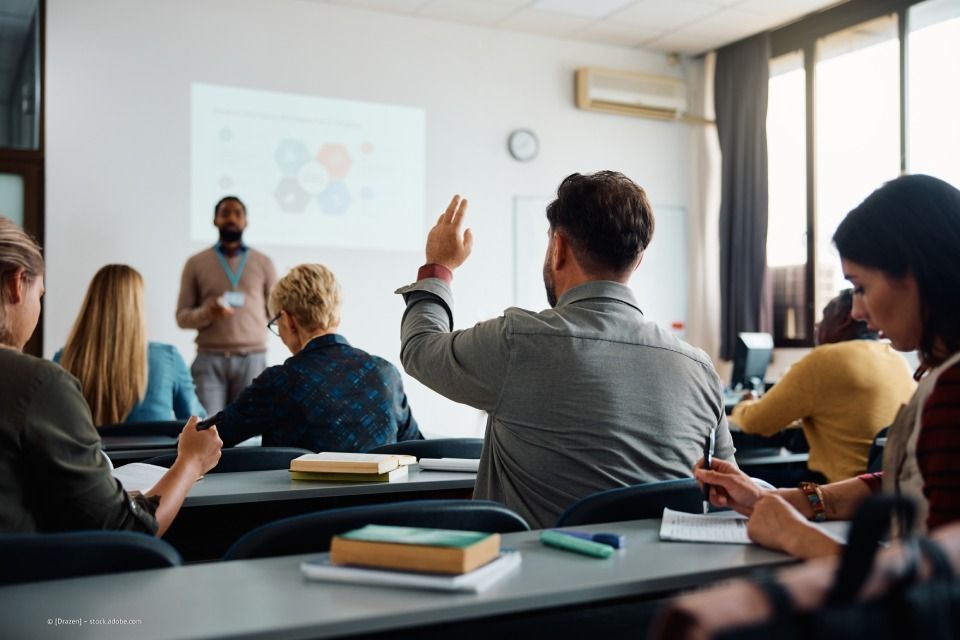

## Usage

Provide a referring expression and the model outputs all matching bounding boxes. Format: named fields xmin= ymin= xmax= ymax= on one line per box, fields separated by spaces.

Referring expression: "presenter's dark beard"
xmin=543 ymin=264 xmax=557 ymax=308
xmin=218 ymin=227 xmax=243 ymax=243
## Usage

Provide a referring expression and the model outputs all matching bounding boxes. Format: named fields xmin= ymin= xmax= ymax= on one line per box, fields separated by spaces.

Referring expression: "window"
xmin=814 ymin=15 xmax=900 ymax=315
xmin=766 ymin=51 xmax=808 ymax=343
xmin=908 ymin=0 xmax=960 ymax=186
xmin=764 ymin=0 xmax=954 ymax=346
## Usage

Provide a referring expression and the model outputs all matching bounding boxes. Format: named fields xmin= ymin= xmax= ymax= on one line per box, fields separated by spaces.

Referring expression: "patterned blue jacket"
xmin=217 ymin=334 xmax=420 ymax=451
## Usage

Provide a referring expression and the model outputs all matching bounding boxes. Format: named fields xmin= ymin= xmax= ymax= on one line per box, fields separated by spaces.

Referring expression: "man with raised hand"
xmin=396 ymin=172 xmax=734 ymax=528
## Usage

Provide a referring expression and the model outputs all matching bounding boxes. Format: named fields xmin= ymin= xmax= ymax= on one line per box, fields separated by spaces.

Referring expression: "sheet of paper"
xmin=112 ymin=463 xmax=169 ymax=494
xmin=417 ymin=458 xmax=479 ymax=473
xmin=659 ymin=508 xmax=752 ymax=544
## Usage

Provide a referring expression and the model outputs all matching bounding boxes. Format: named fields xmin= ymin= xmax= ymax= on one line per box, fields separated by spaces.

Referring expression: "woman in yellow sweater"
xmin=730 ymin=289 xmax=916 ymax=482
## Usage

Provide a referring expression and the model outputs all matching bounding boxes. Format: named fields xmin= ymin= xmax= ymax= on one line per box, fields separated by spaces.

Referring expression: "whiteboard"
xmin=513 ymin=196 xmax=688 ymax=335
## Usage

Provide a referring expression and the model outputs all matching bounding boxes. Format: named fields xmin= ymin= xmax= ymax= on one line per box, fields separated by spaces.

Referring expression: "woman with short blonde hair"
xmin=214 ymin=263 xmax=421 ymax=452
xmin=269 ymin=263 xmax=342 ymax=336
xmin=58 ymin=265 xmax=205 ymax=426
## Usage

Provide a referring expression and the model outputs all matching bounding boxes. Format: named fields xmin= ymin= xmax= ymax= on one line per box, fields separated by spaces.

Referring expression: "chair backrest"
xmin=867 ymin=427 xmax=890 ymax=474
xmin=143 ymin=446 xmax=313 ymax=473
xmin=366 ymin=438 xmax=484 ymax=459
xmin=0 ymin=530 xmax=182 ymax=585
xmin=555 ymin=478 xmax=703 ymax=527
xmin=223 ymin=499 xmax=530 ymax=560
xmin=97 ymin=420 xmax=185 ymax=438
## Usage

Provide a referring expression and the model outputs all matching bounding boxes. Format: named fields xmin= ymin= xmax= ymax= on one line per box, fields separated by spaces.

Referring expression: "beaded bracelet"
xmin=799 ymin=481 xmax=827 ymax=522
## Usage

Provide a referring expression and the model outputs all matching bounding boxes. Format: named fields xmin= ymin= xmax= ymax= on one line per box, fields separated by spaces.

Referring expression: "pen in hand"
xmin=702 ymin=427 xmax=716 ymax=514
xmin=195 ymin=413 xmax=221 ymax=431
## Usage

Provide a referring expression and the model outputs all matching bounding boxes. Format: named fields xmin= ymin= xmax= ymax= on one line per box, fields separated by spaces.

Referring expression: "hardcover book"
xmin=330 ymin=525 xmax=501 ymax=575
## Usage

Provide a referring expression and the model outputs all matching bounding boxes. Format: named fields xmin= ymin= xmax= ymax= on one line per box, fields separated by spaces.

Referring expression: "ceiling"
xmin=305 ymin=0 xmax=845 ymax=55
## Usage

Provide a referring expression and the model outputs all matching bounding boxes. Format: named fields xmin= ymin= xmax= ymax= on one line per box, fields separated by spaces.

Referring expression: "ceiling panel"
xmin=307 ymin=0 xmax=852 ymax=54
xmin=416 ymin=0 xmax=520 ymax=26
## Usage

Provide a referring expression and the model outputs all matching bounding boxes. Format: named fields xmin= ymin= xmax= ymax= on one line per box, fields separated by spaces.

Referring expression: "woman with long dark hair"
xmin=696 ymin=174 xmax=960 ymax=558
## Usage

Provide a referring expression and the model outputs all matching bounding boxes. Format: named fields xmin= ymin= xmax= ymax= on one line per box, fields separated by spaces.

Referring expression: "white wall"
xmin=44 ymin=0 xmax=691 ymax=437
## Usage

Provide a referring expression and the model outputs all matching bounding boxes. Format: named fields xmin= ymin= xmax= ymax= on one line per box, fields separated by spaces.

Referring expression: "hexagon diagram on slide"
xmin=274 ymin=177 xmax=310 ymax=213
xmin=274 ymin=139 xmax=312 ymax=176
xmin=318 ymin=181 xmax=351 ymax=216
xmin=316 ymin=143 xmax=352 ymax=180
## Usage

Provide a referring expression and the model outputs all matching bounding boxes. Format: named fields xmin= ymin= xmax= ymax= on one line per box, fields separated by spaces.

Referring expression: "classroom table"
xmin=0 ymin=519 xmax=797 ymax=640
xmin=164 ymin=467 xmax=477 ymax=560
xmin=100 ymin=435 xmax=179 ymax=451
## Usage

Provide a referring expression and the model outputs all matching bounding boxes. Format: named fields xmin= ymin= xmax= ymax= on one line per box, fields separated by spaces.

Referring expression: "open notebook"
xmin=659 ymin=508 xmax=849 ymax=545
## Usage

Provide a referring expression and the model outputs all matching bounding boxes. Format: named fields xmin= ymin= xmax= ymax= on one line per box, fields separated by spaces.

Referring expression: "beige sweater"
xmin=176 ymin=246 xmax=277 ymax=353
xmin=731 ymin=340 xmax=916 ymax=482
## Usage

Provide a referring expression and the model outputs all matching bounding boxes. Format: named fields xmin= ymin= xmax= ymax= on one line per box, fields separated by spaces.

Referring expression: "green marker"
xmin=539 ymin=530 xmax=614 ymax=558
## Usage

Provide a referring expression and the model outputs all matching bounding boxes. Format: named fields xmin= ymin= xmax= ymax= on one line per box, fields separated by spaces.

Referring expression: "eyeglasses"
xmin=267 ymin=313 xmax=281 ymax=336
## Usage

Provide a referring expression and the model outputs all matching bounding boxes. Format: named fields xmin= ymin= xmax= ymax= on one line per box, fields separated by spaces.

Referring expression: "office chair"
xmin=0 ymin=530 xmax=182 ymax=585
xmin=555 ymin=478 xmax=703 ymax=527
xmin=223 ymin=499 xmax=529 ymax=560
xmin=143 ymin=446 xmax=312 ymax=473
xmin=867 ymin=427 xmax=889 ymax=474
xmin=97 ymin=420 xmax=185 ymax=438
xmin=366 ymin=438 xmax=484 ymax=459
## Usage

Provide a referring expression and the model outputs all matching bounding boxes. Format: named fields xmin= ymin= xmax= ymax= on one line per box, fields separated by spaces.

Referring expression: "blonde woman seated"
xmin=56 ymin=265 xmax=205 ymax=425
xmin=213 ymin=264 xmax=421 ymax=451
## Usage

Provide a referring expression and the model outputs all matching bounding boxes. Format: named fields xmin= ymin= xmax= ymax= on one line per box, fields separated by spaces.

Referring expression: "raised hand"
xmin=425 ymin=195 xmax=474 ymax=271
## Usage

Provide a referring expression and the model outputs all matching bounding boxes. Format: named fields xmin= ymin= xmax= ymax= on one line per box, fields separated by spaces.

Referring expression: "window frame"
xmin=0 ymin=0 xmax=45 ymax=356
xmin=766 ymin=0 xmax=923 ymax=347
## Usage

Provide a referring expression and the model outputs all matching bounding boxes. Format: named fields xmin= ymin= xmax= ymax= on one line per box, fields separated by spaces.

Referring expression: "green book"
xmin=338 ymin=525 xmax=490 ymax=548
xmin=331 ymin=525 xmax=501 ymax=574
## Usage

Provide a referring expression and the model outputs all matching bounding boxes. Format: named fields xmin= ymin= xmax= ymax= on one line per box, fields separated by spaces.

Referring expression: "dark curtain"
xmin=715 ymin=34 xmax=771 ymax=360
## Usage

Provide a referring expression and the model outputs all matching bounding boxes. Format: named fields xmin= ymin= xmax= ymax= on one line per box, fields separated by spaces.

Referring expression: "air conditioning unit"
xmin=575 ymin=67 xmax=688 ymax=121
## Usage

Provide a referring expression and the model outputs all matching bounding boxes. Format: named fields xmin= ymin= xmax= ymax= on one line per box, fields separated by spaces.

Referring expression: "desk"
xmin=0 ymin=519 xmax=795 ymax=640
xmin=165 ymin=467 xmax=476 ymax=560
xmin=100 ymin=435 xmax=179 ymax=451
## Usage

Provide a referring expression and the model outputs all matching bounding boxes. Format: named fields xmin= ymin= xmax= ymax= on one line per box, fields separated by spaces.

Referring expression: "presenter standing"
xmin=176 ymin=196 xmax=277 ymax=414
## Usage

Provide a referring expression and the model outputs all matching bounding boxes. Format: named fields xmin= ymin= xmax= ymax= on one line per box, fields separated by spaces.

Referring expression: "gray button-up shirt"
xmin=396 ymin=278 xmax=734 ymax=528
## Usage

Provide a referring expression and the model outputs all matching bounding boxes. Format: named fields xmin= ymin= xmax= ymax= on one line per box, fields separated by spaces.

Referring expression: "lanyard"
xmin=214 ymin=244 xmax=249 ymax=290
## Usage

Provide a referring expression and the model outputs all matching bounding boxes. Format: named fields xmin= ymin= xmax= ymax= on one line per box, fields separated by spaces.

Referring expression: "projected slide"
xmin=191 ymin=83 xmax=425 ymax=250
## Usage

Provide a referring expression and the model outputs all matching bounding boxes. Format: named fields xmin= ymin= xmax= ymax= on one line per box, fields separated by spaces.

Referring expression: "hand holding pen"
xmin=701 ymin=427 xmax=715 ymax=514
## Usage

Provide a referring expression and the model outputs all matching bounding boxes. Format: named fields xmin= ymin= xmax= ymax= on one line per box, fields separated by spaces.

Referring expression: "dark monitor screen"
xmin=730 ymin=332 xmax=774 ymax=390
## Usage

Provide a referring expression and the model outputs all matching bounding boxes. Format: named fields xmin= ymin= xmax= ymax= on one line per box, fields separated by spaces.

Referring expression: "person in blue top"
xmin=56 ymin=265 xmax=206 ymax=425
xmin=213 ymin=264 xmax=421 ymax=452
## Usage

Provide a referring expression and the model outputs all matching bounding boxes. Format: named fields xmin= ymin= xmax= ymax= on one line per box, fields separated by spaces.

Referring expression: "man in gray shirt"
xmin=396 ymin=171 xmax=734 ymax=528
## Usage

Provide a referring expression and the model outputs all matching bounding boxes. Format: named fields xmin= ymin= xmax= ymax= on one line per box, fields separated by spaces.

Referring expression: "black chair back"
xmin=143 ymin=447 xmax=313 ymax=472
xmin=0 ymin=531 xmax=181 ymax=585
xmin=366 ymin=438 xmax=483 ymax=459
xmin=223 ymin=499 xmax=529 ymax=560
xmin=866 ymin=427 xmax=889 ymax=474
xmin=97 ymin=420 xmax=185 ymax=438
xmin=555 ymin=478 xmax=702 ymax=527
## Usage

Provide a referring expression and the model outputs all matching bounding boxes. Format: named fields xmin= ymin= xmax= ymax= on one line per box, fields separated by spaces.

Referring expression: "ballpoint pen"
xmin=196 ymin=413 xmax=221 ymax=430
xmin=702 ymin=426 xmax=716 ymax=514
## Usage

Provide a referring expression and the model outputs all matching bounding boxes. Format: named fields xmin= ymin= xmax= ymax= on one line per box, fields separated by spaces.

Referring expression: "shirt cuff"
xmin=417 ymin=263 xmax=453 ymax=284
xmin=858 ymin=471 xmax=883 ymax=493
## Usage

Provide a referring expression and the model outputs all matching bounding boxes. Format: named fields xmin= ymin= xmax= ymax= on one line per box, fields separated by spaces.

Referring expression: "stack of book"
xmin=301 ymin=524 xmax=521 ymax=592
xmin=289 ymin=452 xmax=416 ymax=482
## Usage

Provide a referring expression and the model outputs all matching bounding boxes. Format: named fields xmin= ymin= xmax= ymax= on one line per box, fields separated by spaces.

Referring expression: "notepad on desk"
xmin=659 ymin=508 xmax=752 ymax=544
xmin=111 ymin=463 xmax=170 ymax=494
xmin=301 ymin=550 xmax=521 ymax=593
xmin=417 ymin=457 xmax=479 ymax=473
